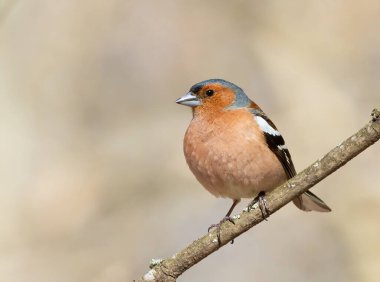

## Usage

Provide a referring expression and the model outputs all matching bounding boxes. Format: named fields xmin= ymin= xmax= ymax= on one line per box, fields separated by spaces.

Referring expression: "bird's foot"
xmin=248 ymin=191 xmax=270 ymax=220
xmin=208 ymin=216 xmax=235 ymax=245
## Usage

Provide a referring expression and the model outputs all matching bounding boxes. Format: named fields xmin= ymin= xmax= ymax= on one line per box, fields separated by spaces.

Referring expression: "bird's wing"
xmin=248 ymin=107 xmax=331 ymax=212
xmin=249 ymin=108 xmax=296 ymax=179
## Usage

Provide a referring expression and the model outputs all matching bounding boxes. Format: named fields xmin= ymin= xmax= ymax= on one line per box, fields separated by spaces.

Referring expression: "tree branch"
xmin=138 ymin=109 xmax=380 ymax=282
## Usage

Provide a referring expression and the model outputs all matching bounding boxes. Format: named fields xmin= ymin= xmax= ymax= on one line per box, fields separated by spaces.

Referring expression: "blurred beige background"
xmin=1 ymin=1 xmax=380 ymax=281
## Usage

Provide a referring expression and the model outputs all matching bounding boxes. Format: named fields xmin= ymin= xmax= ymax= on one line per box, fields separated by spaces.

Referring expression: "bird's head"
xmin=176 ymin=79 xmax=251 ymax=111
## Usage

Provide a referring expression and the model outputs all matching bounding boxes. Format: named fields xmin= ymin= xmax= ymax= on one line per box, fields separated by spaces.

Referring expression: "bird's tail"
xmin=293 ymin=191 xmax=331 ymax=212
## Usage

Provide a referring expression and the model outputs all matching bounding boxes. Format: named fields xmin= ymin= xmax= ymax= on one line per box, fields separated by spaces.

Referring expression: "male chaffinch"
xmin=176 ymin=79 xmax=331 ymax=240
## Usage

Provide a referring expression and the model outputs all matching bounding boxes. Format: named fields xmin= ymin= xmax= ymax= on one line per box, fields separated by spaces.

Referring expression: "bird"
xmin=176 ymin=79 xmax=331 ymax=242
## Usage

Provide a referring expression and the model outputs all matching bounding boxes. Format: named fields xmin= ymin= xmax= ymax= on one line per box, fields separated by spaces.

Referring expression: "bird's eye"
xmin=205 ymin=89 xmax=214 ymax=97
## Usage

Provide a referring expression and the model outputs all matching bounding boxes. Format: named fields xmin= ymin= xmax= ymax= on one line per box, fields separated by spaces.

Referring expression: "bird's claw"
xmin=248 ymin=192 xmax=270 ymax=220
xmin=208 ymin=216 xmax=235 ymax=245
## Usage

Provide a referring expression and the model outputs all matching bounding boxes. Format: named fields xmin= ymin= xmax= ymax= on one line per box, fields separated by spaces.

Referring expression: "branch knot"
xmin=371 ymin=108 xmax=380 ymax=121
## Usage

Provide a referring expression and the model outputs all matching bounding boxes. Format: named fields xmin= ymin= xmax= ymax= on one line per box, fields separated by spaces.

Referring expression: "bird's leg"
xmin=208 ymin=199 xmax=240 ymax=245
xmin=248 ymin=191 xmax=270 ymax=220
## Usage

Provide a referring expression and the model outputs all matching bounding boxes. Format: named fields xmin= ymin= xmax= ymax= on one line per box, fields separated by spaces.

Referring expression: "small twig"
xmin=138 ymin=108 xmax=380 ymax=282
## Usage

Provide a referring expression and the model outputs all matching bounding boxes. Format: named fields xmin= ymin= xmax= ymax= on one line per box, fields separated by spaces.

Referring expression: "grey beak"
xmin=175 ymin=92 xmax=201 ymax=107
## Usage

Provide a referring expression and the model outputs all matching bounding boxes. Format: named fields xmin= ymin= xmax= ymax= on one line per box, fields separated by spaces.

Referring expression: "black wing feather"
xmin=249 ymin=109 xmax=296 ymax=179
xmin=249 ymin=108 xmax=331 ymax=212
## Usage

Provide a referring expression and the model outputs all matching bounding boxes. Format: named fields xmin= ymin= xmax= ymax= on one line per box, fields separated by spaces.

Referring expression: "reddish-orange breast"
xmin=184 ymin=107 xmax=287 ymax=200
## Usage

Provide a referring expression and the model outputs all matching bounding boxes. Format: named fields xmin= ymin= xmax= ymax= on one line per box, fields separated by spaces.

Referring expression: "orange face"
xmin=194 ymin=83 xmax=236 ymax=110
xmin=176 ymin=79 xmax=249 ymax=113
